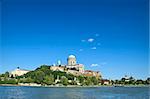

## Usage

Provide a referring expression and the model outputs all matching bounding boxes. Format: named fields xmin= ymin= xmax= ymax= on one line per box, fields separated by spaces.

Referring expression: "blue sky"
xmin=0 ymin=0 xmax=149 ymax=79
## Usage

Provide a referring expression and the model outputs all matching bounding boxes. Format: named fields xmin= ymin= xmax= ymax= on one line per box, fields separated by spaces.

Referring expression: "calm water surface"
xmin=0 ymin=86 xmax=149 ymax=99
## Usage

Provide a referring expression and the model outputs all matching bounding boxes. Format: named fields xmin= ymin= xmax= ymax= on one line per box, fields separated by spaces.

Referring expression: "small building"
xmin=50 ymin=66 xmax=65 ymax=72
xmin=9 ymin=67 xmax=30 ymax=77
xmin=76 ymin=64 xmax=84 ymax=73
xmin=66 ymin=69 xmax=82 ymax=76
xmin=84 ymin=70 xmax=101 ymax=78
xmin=123 ymin=75 xmax=130 ymax=82
xmin=101 ymin=79 xmax=110 ymax=85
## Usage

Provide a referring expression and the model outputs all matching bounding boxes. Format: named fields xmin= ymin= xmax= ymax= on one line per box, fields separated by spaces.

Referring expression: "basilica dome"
xmin=68 ymin=55 xmax=76 ymax=58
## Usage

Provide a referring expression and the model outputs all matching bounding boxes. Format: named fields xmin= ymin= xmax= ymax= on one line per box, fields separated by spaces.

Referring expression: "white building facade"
xmin=10 ymin=68 xmax=30 ymax=77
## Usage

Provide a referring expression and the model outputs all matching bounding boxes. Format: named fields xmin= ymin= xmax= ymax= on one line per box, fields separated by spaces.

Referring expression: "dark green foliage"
xmin=112 ymin=76 xmax=150 ymax=85
xmin=4 ymin=72 xmax=9 ymax=78
xmin=43 ymin=75 xmax=54 ymax=85
xmin=34 ymin=70 xmax=45 ymax=84
xmin=20 ymin=65 xmax=74 ymax=85
xmin=78 ymin=76 xmax=84 ymax=84
xmin=91 ymin=76 xmax=99 ymax=85
xmin=69 ymin=80 xmax=77 ymax=85
xmin=60 ymin=76 xmax=68 ymax=86
xmin=0 ymin=79 xmax=17 ymax=84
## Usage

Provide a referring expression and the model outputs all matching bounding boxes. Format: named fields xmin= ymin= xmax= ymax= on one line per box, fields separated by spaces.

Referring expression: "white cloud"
xmin=88 ymin=38 xmax=94 ymax=42
xmin=91 ymin=62 xmax=107 ymax=67
xmin=91 ymin=64 xmax=98 ymax=67
xmin=91 ymin=47 xmax=96 ymax=50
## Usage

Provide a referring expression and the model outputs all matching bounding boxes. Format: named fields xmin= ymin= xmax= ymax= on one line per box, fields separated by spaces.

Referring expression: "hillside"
xmin=15 ymin=65 xmax=100 ymax=86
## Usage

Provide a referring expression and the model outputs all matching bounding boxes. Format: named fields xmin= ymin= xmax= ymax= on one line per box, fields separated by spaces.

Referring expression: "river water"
xmin=0 ymin=86 xmax=149 ymax=99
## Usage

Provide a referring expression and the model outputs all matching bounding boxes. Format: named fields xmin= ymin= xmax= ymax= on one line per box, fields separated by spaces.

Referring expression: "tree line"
xmin=0 ymin=65 xmax=149 ymax=86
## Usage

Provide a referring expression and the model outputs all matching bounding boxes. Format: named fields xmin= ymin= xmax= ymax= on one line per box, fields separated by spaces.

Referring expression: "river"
xmin=0 ymin=86 xmax=149 ymax=99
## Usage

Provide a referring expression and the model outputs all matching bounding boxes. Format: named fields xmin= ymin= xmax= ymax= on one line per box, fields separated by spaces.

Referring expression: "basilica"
xmin=50 ymin=55 xmax=101 ymax=78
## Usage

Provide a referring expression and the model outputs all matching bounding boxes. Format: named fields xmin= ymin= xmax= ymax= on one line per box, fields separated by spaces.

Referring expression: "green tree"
xmin=43 ymin=75 xmax=54 ymax=85
xmin=91 ymin=77 xmax=99 ymax=85
xmin=78 ymin=76 xmax=84 ymax=85
xmin=70 ymin=80 xmax=77 ymax=85
xmin=136 ymin=79 xmax=143 ymax=85
xmin=85 ymin=77 xmax=92 ymax=85
xmin=61 ymin=76 xmax=68 ymax=86
xmin=110 ymin=80 xmax=114 ymax=85
xmin=25 ymin=77 xmax=34 ymax=83
xmin=4 ymin=72 xmax=9 ymax=78
xmin=146 ymin=77 xmax=150 ymax=85
xmin=114 ymin=80 xmax=119 ymax=84
xmin=34 ymin=70 xmax=45 ymax=84
xmin=4 ymin=79 xmax=17 ymax=84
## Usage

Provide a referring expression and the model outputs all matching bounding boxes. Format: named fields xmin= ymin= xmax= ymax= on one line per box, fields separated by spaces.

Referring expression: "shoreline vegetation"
xmin=0 ymin=84 xmax=149 ymax=88
xmin=0 ymin=65 xmax=150 ymax=87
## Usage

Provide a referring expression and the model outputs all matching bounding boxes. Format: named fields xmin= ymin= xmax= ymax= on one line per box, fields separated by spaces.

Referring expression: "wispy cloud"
xmin=91 ymin=62 xmax=107 ymax=67
xmin=91 ymin=47 xmax=96 ymax=50
xmin=91 ymin=64 xmax=98 ymax=67
xmin=88 ymin=38 xmax=94 ymax=42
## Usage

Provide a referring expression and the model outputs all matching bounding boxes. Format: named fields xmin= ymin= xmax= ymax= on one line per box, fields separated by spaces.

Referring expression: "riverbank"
xmin=0 ymin=84 xmax=149 ymax=88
